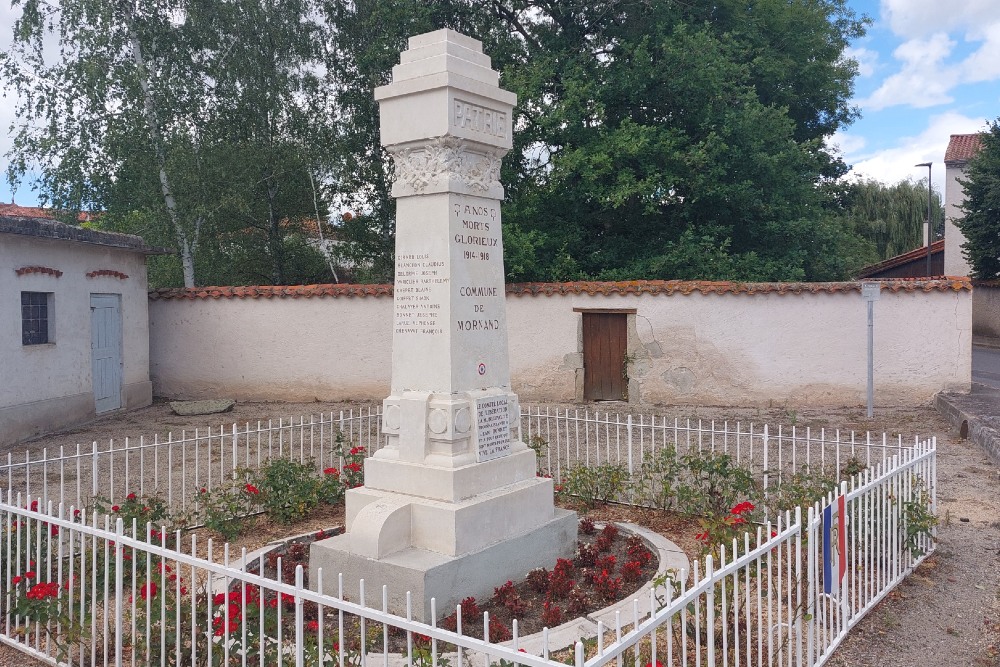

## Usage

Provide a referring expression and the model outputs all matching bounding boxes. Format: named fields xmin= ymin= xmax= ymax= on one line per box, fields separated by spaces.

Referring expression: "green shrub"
xmin=256 ymin=458 xmax=323 ymax=525
xmin=632 ymin=445 xmax=684 ymax=510
xmin=562 ymin=463 xmax=631 ymax=508
xmin=674 ymin=452 xmax=760 ymax=518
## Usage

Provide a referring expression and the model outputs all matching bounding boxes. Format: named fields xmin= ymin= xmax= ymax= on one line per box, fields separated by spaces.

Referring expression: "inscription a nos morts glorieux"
xmin=453 ymin=100 xmax=507 ymax=139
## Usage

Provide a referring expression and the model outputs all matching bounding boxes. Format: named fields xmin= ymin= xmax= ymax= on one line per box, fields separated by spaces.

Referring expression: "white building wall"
xmin=973 ymin=283 xmax=1000 ymax=341
xmin=148 ymin=282 xmax=972 ymax=407
xmin=1 ymin=234 xmax=153 ymax=444
xmin=944 ymin=164 xmax=972 ymax=276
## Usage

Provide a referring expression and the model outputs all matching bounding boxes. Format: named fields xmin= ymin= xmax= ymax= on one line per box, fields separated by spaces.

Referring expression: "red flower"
xmin=695 ymin=532 xmax=709 ymax=543
xmin=245 ymin=484 xmax=260 ymax=495
xmin=140 ymin=582 xmax=158 ymax=600
xmin=200 ymin=487 xmax=207 ymax=494
xmin=73 ymin=509 xmax=81 ymax=517
xmin=111 ymin=505 xmax=120 ymax=512
xmin=50 ymin=525 xmax=59 ymax=536
xmin=214 ymin=593 xmax=226 ymax=605
xmin=731 ymin=501 xmax=755 ymax=515
xmin=323 ymin=468 xmax=339 ymax=476
xmin=645 ymin=662 xmax=664 ymax=667
xmin=306 ymin=620 xmax=319 ymax=632
xmin=126 ymin=493 xmax=137 ymax=501
xmin=12 ymin=576 xmax=22 ymax=585
xmin=24 ymin=571 xmax=36 ymax=580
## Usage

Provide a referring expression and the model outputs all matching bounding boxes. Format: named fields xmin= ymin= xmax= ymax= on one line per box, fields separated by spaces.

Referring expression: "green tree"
xmin=322 ymin=0 xmax=871 ymax=283
xmin=957 ymin=121 xmax=1000 ymax=279
xmin=2 ymin=0 xmax=339 ymax=288
xmin=836 ymin=178 xmax=942 ymax=262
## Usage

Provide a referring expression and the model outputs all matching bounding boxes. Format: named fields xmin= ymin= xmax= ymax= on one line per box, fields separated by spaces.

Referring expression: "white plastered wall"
xmin=148 ymin=285 xmax=971 ymax=407
xmin=944 ymin=164 xmax=972 ymax=277
xmin=148 ymin=296 xmax=393 ymax=401
xmin=1 ymin=235 xmax=153 ymax=444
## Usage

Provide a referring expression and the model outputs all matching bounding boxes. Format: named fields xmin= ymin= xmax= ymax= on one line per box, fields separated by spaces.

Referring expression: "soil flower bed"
xmin=246 ymin=516 xmax=660 ymax=643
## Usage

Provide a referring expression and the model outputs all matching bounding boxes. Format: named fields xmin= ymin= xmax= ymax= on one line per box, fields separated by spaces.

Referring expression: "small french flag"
xmin=823 ymin=494 xmax=847 ymax=597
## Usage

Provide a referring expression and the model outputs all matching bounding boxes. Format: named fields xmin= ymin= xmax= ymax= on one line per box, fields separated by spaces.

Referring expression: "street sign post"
xmin=861 ymin=282 xmax=880 ymax=418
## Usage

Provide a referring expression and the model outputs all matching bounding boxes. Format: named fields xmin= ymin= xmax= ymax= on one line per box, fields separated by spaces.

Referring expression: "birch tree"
xmin=2 ymin=0 xmax=211 ymax=286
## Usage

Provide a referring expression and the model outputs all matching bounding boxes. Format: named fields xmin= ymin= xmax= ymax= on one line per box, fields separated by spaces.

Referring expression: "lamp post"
xmin=915 ymin=162 xmax=932 ymax=277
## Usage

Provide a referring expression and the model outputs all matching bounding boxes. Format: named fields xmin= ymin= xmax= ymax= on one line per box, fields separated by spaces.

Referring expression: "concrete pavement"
xmin=935 ymin=377 xmax=1000 ymax=464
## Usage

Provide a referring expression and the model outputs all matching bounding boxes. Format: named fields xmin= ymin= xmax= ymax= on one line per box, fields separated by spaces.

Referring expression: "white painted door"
xmin=91 ymin=294 xmax=123 ymax=413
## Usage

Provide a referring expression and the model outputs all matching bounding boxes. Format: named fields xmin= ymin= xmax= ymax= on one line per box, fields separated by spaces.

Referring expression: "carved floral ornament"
xmin=388 ymin=138 xmax=503 ymax=194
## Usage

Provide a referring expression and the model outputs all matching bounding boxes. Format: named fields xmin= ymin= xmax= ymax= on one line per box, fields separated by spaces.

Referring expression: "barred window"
xmin=21 ymin=292 xmax=53 ymax=345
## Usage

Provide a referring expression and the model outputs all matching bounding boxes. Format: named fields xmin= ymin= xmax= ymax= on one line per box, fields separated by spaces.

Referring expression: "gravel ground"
xmin=1 ymin=399 xmax=998 ymax=666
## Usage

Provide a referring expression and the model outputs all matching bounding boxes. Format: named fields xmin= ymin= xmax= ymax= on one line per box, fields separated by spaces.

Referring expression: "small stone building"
xmin=1 ymin=214 xmax=166 ymax=445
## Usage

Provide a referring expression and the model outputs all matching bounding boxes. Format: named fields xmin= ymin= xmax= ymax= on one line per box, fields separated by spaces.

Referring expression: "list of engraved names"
xmin=394 ymin=253 xmax=447 ymax=335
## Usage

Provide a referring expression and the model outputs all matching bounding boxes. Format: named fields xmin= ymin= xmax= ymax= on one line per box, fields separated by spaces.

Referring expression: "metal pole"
xmin=867 ymin=299 xmax=874 ymax=418
xmin=916 ymin=162 xmax=933 ymax=277
xmin=926 ymin=163 xmax=932 ymax=277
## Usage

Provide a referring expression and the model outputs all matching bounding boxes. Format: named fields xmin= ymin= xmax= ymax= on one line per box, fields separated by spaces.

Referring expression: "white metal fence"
xmin=0 ymin=405 xmax=936 ymax=667
xmin=2 ymin=408 xmax=382 ymax=513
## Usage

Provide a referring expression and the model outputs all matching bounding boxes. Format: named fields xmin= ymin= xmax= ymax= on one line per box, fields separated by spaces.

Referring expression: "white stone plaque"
xmin=475 ymin=396 xmax=511 ymax=462
xmin=861 ymin=282 xmax=880 ymax=302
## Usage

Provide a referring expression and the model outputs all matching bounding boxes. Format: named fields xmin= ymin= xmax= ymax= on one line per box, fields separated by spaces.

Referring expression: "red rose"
xmin=245 ymin=484 xmax=260 ymax=495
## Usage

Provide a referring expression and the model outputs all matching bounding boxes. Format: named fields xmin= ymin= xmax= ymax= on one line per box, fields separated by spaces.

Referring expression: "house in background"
xmin=943 ymin=133 xmax=983 ymax=277
xmin=857 ymin=239 xmax=944 ymax=279
xmin=1 ymin=213 xmax=167 ymax=445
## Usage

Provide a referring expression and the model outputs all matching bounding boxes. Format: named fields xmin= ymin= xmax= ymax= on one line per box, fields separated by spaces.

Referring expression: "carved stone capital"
xmin=388 ymin=138 xmax=506 ymax=198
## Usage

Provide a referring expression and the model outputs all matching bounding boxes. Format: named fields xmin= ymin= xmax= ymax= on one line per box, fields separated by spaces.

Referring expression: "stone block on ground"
xmin=169 ymin=399 xmax=236 ymax=416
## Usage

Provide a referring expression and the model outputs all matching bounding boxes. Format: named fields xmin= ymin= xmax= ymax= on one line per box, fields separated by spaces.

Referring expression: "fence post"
xmin=232 ymin=424 xmax=239 ymax=480
xmin=762 ymin=424 xmax=769 ymax=499
xmin=626 ymin=415 xmax=633 ymax=474
xmin=114 ymin=518 xmax=124 ymax=667
xmin=517 ymin=404 xmax=523 ymax=444
xmin=705 ymin=555 xmax=715 ymax=666
xmin=295 ymin=565 xmax=305 ymax=667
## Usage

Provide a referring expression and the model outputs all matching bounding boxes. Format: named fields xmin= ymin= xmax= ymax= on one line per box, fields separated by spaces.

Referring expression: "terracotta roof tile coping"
xmin=149 ymin=278 xmax=971 ymax=300
xmin=944 ymin=133 xmax=983 ymax=165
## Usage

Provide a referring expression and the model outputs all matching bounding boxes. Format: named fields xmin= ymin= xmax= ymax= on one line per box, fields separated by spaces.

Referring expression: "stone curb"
xmin=934 ymin=389 xmax=1000 ymax=464
xmin=503 ymin=521 xmax=689 ymax=655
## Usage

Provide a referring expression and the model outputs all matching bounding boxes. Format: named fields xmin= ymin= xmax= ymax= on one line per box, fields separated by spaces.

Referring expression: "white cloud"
xmin=859 ymin=34 xmax=956 ymax=111
xmin=844 ymin=46 xmax=879 ymax=78
xmin=827 ymin=130 xmax=867 ymax=156
xmin=960 ymin=22 xmax=1000 ymax=83
xmin=882 ymin=0 xmax=1000 ymax=40
xmin=843 ymin=111 xmax=987 ymax=192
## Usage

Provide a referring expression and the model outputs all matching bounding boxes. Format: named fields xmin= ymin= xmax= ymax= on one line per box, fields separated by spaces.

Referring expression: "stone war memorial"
xmin=310 ymin=29 xmax=577 ymax=621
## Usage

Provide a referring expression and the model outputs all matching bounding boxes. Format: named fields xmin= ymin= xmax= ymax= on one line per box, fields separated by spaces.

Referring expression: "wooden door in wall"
xmin=91 ymin=293 xmax=123 ymax=413
xmin=582 ymin=312 xmax=628 ymax=401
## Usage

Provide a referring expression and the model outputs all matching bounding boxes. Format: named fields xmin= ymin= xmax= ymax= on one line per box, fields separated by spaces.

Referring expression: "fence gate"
xmin=581 ymin=310 xmax=629 ymax=401
xmin=91 ymin=293 xmax=123 ymax=413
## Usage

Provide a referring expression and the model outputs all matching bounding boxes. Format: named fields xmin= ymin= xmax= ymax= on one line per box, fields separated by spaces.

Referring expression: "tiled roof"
xmin=149 ymin=284 xmax=395 ymax=300
xmin=0 ymin=215 xmax=169 ymax=254
xmin=0 ymin=203 xmax=96 ymax=222
xmin=944 ymin=134 xmax=983 ymax=165
xmin=507 ymin=279 xmax=970 ymax=295
xmin=856 ymin=239 xmax=944 ymax=279
xmin=148 ymin=278 xmax=971 ymax=300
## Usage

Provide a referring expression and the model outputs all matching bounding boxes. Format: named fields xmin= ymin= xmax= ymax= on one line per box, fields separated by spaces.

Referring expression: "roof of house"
xmin=944 ymin=134 xmax=983 ymax=166
xmin=0 ymin=215 xmax=170 ymax=255
xmin=0 ymin=203 xmax=97 ymax=223
xmin=856 ymin=239 xmax=944 ymax=279
xmin=148 ymin=278 xmax=971 ymax=300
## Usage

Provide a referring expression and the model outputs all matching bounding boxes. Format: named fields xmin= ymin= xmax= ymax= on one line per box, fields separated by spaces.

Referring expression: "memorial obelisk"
xmin=310 ymin=29 xmax=577 ymax=621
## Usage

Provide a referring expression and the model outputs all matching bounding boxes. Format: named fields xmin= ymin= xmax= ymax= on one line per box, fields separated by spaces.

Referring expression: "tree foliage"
xmin=324 ymin=0 xmax=871 ymax=283
xmin=835 ymin=178 xmax=942 ymax=262
xmin=2 ymin=0 xmax=339 ymax=287
xmin=4 ymin=0 xmax=874 ymax=285
xmin=957 ymin=121 xmax=1000 ymax=280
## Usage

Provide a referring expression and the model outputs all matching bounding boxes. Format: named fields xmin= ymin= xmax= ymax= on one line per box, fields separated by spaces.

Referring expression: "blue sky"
xmin=0 ymin=0 xmax=997 ymax=205
xmin=832 ymin=0 xmax=999 ymax=194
